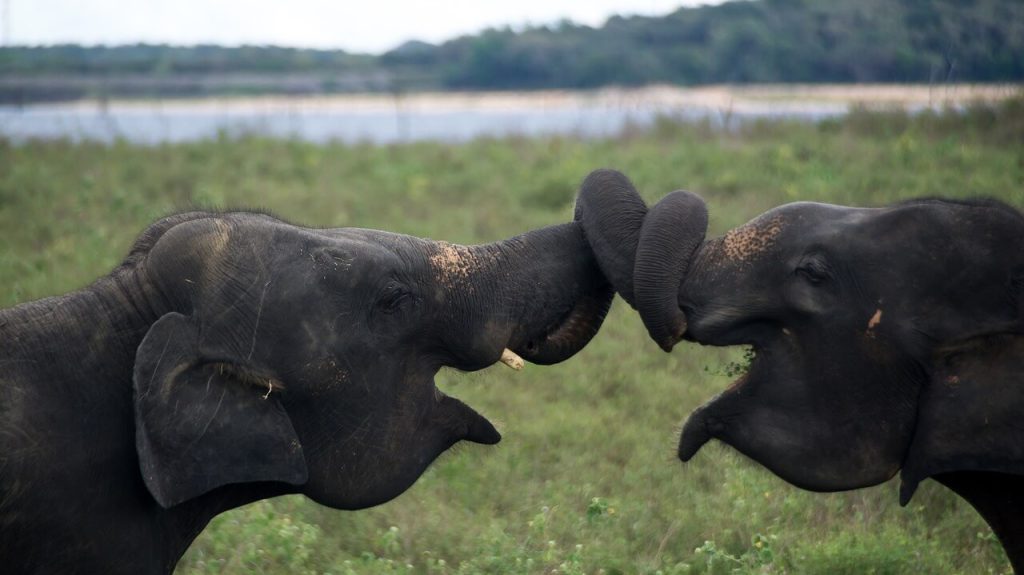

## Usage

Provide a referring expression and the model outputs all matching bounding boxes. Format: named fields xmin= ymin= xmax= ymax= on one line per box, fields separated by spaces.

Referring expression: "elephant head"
xmin=577 ymin=171 xmax=1024 ymax=499
xmin=130 ymin=210 xmax=613 ymax=510
xmin=671 ymin=198 xmax=1024 ymax=501
xmin=577 ymin=169 xmax=1024 ymax=566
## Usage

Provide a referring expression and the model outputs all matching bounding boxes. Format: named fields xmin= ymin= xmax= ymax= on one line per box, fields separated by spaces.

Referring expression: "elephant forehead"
xmin=721 ymin=215 xmax=784 ymax=263
xmin=170 ymin=216 xmax=233 ymax=258
xmin=201 ymin=218 xmax=233 ymax=252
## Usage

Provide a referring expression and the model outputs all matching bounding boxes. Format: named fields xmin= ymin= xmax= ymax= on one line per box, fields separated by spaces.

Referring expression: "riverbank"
xmin=2 ymin=84 xmax=1019 ymax=145
xmin=13 ymin=83 xmax=1022 ymax=112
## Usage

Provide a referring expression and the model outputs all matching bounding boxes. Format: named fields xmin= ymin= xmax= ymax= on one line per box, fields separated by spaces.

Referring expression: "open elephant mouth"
xmin=677 ymin=345 xmax=764 ymax=461
xmin=466 ymin=281 xmax=611 ymax=445
xmin=675 ymin=313 xmax=778 ymax=463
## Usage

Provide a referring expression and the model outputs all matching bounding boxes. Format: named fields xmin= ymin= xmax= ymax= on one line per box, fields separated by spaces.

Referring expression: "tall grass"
xmin=2 ymin=99 xmax=1022 ymax=574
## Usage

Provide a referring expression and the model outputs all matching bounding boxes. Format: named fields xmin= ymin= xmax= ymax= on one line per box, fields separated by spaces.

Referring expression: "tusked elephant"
xmin=575 ymin=168 xmax=1024 ymax=571
xmin=0 ymin=208 xmax=613 ymax=574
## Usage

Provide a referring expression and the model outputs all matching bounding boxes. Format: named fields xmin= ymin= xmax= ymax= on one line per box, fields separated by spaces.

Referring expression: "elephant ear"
xmin=900 ymin=335 xmax=1024 ymax=505
xmin=133 ymin=312 xmax=308 ymax=508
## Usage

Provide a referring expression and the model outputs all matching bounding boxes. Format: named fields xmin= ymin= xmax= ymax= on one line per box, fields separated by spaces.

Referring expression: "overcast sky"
xmin=2 ymin=1 xmax=720 ymax=54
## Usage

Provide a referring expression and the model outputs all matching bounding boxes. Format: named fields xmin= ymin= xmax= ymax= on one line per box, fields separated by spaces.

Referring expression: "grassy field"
xmin=2 ymin=99 xmax=1022 ymax=574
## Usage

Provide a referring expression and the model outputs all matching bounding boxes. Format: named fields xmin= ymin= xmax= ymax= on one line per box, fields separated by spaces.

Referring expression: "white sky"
xmin=2 ymin=1 xmax=719 ymax=54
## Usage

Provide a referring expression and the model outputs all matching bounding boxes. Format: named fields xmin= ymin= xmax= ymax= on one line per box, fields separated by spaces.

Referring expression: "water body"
xmin=0 ymin=86 xmax=1005 ymax=145
xmin=0 ymin=94 xmax=842 ymax=145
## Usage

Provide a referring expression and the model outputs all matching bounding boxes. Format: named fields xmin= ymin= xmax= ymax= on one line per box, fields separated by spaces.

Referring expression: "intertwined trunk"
xmin=574 ymin=169 xmax=708 ymax=351
xmin=454 ymin=222 xmax=614 ymax=365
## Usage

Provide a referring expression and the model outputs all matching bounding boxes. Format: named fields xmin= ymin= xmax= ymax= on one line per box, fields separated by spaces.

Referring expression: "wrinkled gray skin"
xmin=0 ymin=210 xmax=612 ymax=574
xmin=577 ymin=169 xmax=1024 ymax=571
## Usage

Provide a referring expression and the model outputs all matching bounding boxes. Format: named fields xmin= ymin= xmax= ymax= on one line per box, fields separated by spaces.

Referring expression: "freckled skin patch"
xmin=429 ymin=242 xmax=494 ymax=291
xmin=721 ymin=216 xmax=784 ymax=263
xmin=429 ymin=243 xmax=472 ymax=283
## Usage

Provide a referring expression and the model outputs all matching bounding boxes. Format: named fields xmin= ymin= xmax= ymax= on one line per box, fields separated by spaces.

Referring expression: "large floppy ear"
xmin=900 ymin=335 xmax=1024 ymax=504
xmin=133 ymin=312 xmax=308 ymax=508
xmin=889 ymin=200 xmax=1024 ymax=344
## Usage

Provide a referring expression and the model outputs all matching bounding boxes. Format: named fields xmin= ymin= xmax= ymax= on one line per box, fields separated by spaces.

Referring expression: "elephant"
xmin=0 ymin=208 xmax=613 ymax=574
xmin=575 ymin=169 xmax=1024 ymax=571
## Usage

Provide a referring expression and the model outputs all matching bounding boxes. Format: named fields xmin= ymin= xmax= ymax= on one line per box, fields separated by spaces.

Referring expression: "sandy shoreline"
xmin=38 ymin=84 xmax=1023 ymax=114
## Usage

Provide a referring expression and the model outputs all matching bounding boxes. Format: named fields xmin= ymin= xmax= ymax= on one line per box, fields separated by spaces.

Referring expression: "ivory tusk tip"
xmin=499 ymin=348 xmax=525 ymax=371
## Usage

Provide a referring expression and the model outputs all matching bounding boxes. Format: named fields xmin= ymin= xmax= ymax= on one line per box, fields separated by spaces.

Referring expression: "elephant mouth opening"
xmin=677 ymin=334 xmax=768 ymax=462
xmin=509 ymin=286 xmax=613 ymax=366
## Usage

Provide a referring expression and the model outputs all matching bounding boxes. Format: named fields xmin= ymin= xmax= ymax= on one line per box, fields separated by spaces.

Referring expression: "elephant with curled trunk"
xmin=576 ymin=168 xmax=1024 ymax=571
xmin=0 ymin=209 xmax=612 ymax=574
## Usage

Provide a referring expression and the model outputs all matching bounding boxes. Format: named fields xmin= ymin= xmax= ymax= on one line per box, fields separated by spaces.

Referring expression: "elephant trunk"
xmin=574 ymin=169 xmax=648 ymax=307
xmin=574 ymin=169 xmax=708 ymax=351
xmin=460 ymin=222 xmax=614 ymax=366
xmin=633 ymin=192 xmax=708 ymax=352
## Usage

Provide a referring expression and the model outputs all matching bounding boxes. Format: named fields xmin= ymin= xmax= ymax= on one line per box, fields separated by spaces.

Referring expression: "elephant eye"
xmin=378 ymin=281 xmax=413 ymax=314
xmin=795 ymin=257 xmax=830 ymax=285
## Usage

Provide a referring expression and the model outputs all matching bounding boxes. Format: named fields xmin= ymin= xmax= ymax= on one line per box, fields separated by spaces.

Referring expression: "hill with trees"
xmin=1 ymin=0 xmax=1020 ymax=102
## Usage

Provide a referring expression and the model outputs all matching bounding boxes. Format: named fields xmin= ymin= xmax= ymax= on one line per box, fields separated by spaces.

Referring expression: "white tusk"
xmin=499 ymin=348 xmax=525 ymax=371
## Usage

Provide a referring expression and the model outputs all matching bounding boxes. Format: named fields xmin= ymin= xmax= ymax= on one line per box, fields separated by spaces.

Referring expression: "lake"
xmin=0 ymin=85 xmax=1014 ymax=144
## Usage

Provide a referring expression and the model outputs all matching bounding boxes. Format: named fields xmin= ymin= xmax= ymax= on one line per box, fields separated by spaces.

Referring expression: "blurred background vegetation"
xmin=2 ymin=99 xmax=1021 ymax=573
xmin=1 ymin=0 xmax=1022 ymax=103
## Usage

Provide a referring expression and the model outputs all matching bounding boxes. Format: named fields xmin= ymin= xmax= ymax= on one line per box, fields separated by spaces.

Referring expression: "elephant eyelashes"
xmin=378 ymin=282 xmax=414 ymax=314
xmin=795 ymin=256 xmax=831 ymax=285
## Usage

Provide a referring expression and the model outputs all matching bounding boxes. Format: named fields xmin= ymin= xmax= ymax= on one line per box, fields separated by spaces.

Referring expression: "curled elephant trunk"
xmin=461 ymin=222 xmax=614 ymax=366
xmin=634 ymin=192 xmax=708 ymax=351
xmin=574 ymin=169 xmax=708 ymax=351
xmin=574 ymin=169 xmax=648 ymax=308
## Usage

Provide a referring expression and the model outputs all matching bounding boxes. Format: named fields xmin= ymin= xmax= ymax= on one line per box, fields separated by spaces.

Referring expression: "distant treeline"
xmin=1 ymin=0 xmax=1021 ymax=103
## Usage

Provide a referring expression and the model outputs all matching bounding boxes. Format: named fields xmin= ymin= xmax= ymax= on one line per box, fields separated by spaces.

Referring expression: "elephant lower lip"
xmin=678 ymin=349 xmax=758 ymax=461
xmin=439 ymin=392 xmax=502 ymax=446
xmin=463 ymin=412 xmax=501 ymax=445
xmin=678 ymin=411 xmax=712 ymax=461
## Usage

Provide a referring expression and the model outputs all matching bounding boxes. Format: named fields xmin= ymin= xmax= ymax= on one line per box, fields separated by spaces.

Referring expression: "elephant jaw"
xmin=677 ymin=338 xmax=907 ymax=493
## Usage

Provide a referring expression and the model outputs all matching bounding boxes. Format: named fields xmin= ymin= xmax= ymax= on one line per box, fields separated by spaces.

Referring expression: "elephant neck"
xmin=0 ymin=264 xmax=168 ymax=389
xmin=0 ymin=263 xmax=302 ymax=572
xmin=157 ymin=482 xmax=301 ymax=571
xmin=935 ymin=471 xmax=1024 ymax=572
